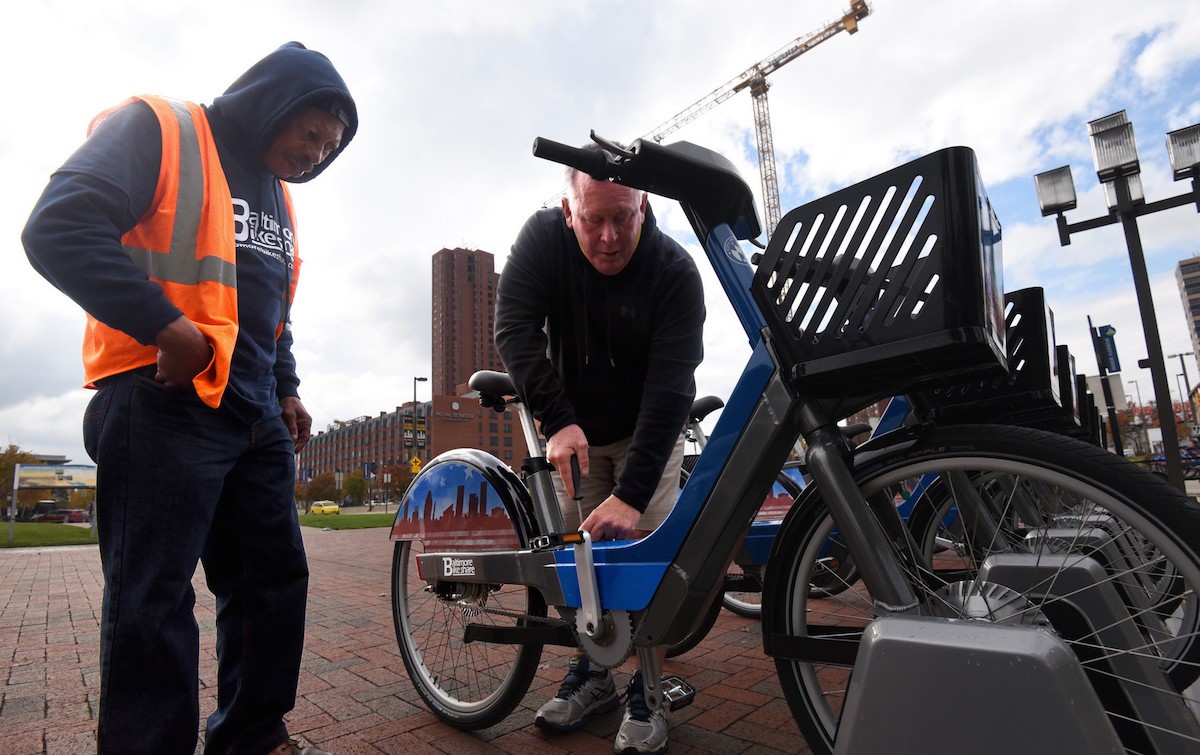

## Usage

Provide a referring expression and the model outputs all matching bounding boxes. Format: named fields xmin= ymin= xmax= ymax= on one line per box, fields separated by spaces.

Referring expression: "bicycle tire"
xmin=721 ymin=561 xmax=764 ymax=618
xmin=766 ymin=424 xmax=1200 ymax=754
xmin=721 ymin=466 xmax=809 ymax=618
xmin=391 ymin=541 xmax=546 ymax=729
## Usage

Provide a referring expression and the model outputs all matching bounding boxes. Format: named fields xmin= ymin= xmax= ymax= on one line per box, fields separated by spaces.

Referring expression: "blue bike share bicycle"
xmin=390 ymin=133 xmax=1200 ymax=753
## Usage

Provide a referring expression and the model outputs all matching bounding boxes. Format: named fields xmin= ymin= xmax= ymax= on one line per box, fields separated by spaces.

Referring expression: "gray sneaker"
xmin=614 ymin=670 xmax=668 ymax=755
xmin=535 ymin=654 xmax=619 ymax=732
xmin=614 ymin=667 xmax=672 ymax=748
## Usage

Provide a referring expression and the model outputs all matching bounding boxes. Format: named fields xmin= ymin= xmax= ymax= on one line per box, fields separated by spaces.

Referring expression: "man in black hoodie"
xmin=495 ymin=145 xmax=705 ymax=755
xmin=22 ymin=43 xmax=356 ymax=755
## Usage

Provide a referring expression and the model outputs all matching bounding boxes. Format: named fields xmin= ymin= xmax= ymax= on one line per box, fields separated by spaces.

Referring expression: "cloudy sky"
xmin=3 ymin=0 xmax=1199 ymax=465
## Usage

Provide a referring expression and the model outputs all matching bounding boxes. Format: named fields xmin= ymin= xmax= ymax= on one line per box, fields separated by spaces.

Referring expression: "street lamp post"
xmin=1035 ymin=113 xmax=1200 ymax=492
xmin=413 ymin=376 xmax=428 ymax=465
xmin=1177 ymin=372 xmax=1189 ymax=420
xmin=1128 ymin=378 xmax=1146 ymax=456
xmin=1127 ymin=379 xmax=1143 ymax=420
xmin=1170 ymin=351 xmax=1198 ymax=438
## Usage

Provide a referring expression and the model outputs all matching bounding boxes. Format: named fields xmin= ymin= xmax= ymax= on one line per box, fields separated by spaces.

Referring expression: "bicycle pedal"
xmin=660 ymin=676 xmax=695 ymax=711
xmin=529 ymin=531 xmax=586 ymax=551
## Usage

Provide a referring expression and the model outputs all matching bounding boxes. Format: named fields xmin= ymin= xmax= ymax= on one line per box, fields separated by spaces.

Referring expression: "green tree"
xmin=381 ymin=463 xmax=413 ymax=503
xmin=306 ymin=473 xmax=338 ymax=507
xmin=343 ymin=475 xmax=367 ymax=505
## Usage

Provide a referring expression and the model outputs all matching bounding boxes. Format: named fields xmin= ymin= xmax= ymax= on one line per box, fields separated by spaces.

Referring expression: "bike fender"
xmin=388 ymin=449 xmax=536 ymax=551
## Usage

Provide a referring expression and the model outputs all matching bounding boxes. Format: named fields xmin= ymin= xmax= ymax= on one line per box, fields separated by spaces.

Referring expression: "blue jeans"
xmin=84 ymin=369 xmax=308 ymax=754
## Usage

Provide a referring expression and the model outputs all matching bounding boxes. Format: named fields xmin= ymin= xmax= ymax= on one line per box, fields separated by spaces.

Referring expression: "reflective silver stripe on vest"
xmin=124 ymin=99 xmax=236 ymax=288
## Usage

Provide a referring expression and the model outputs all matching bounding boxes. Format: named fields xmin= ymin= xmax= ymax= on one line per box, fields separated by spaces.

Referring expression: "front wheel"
xmin=391 ymin=541 xmax=545 ymax=729
xmin=767 ymin=424 xmax=1200 ymax=754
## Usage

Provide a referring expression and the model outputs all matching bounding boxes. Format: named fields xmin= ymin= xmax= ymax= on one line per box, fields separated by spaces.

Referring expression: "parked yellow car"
xmin=311 ymin=500 xmax=340 ymax=515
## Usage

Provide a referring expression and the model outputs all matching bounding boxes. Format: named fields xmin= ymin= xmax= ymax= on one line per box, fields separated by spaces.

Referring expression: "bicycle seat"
xmin=841 ymin=422 xmax=872 ymax=440
xmin=689 ymin=395 xmax=725 ymax=424
xmin=469 ymin=370 xmax=517 ymax=407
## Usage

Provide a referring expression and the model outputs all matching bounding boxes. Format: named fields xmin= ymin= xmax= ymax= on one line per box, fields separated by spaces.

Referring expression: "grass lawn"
xmin=298 ymin=512 xmax=394 ymax=530
xmin=0 ymin=522 xmax=97 ymax=548
xmin=1 ymin=511 xmax=393 ymax=547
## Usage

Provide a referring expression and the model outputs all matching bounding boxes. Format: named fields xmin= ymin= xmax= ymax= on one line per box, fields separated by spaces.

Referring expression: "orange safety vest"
xmin=82 ymin=95 xmax=301 ymax=408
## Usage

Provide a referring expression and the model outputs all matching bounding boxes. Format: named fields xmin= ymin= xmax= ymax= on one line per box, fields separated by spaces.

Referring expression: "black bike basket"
xmin=911 ymin=287 xmax=1085 ymax=436
xmin=751 ymin=146 xmax=1006 ymax=398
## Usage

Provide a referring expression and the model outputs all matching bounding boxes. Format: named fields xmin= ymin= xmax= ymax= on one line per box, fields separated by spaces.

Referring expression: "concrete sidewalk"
xmin=0 ymin=528 xmax=808 ymax=754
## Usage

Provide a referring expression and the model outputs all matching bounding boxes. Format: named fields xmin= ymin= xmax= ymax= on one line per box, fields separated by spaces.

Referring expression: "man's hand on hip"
xmin=154 ymin=315 xmax=212 ymax=388
xmin=280 ymin=396 xmax=313 ymax=452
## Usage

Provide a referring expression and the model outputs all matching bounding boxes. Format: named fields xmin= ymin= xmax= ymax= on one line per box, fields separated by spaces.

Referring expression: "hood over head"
xmin=209 ymin=41 xmax=358 ymax=183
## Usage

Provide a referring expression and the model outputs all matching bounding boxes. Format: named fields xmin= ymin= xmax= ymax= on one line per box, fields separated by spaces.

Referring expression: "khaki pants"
xmin=552 ymin=432 xmax=686 ymax=532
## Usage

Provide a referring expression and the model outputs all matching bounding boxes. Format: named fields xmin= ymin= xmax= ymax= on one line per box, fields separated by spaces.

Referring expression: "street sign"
xmin=1095 ymin=324 xmax=1120 ymax=373
xmin=410 ymin=456 xmax=422 ymax=474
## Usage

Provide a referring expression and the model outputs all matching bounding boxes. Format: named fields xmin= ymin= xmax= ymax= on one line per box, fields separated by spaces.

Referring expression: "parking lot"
xmin=0 ymin=527 xmax=808 ymax=754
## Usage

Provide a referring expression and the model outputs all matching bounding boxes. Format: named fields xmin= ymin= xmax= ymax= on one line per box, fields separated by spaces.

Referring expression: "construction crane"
xmin=642 ymin=1 xmax=870 ymax=237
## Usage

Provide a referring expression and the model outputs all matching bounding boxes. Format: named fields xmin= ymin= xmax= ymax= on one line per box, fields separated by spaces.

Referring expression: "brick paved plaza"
xmin=0 ymin=528 xmax=809 ymax=754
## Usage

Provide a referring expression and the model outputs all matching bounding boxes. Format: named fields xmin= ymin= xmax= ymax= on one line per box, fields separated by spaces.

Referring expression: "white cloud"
xmin=4 ymin=0 xmax=1200 ymax=460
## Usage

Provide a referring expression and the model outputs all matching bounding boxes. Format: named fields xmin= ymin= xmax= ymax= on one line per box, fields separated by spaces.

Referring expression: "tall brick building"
xmin=1177 ymin=256 xmax=1200 ymax=360
xmin=298 ymin=248 xmax=524 ymax=496
xmin=431 ymin=247 xmax=504 ymax=396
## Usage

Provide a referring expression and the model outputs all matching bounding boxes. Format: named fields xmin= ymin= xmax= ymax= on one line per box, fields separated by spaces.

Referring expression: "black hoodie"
xmin=23 ymin=42 xmax=357 ymax=424
xmin=495 ymin=204 xmax=705 ymax=512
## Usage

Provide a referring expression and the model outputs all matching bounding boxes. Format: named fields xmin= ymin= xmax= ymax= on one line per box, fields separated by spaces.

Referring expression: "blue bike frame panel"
xmin=703 ymin=224 xmax=764 ymax=347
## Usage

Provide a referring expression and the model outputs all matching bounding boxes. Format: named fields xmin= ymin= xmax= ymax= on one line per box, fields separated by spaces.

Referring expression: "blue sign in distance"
xmin=1098 ymin=325 xmax=1120 ymax=373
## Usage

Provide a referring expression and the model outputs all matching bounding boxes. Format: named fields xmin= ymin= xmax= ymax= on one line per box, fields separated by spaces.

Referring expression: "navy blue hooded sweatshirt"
xmin=22 ymin=42 xmax=357 ymax=424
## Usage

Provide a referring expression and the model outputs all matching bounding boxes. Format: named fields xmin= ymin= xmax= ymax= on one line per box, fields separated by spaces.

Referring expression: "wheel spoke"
xmin=769 ymin=427 xmax=1200 ymax=754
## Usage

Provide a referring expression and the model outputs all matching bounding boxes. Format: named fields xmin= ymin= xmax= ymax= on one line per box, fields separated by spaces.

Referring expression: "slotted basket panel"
xmin=912 ymin=287 xmax=1081 ymax=432
xmin=1056 ymin=346 xmax=1082 ymax=427
xmin=752 ymin=147 xmax=1006 ymax=398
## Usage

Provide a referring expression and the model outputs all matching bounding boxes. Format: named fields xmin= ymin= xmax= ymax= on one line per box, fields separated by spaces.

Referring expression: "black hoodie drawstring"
xmin=604 ymin=284 xmax=615 ymax=367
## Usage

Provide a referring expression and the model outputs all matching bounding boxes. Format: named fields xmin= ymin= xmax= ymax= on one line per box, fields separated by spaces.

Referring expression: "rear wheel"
xmin=721 ymin=562 xmax=764 ymax=618
xmin=768 ymin=424 xmax=1200 ymax=754
xmin=722 ymin=466 xmax=808 ymax=618
xmin=391 ymin=540 xmax=545 ymax=729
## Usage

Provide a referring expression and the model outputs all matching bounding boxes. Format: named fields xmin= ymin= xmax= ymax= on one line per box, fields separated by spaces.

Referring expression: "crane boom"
xmin=540 ymin=2 xmax=871 ymax=224
xmin=642 ymin=1 xmax=870 ymax=235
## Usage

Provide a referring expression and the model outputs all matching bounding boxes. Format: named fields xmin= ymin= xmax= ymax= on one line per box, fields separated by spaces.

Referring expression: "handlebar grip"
xmin=533 ymin=137 xmax=611 ymax=178
xmin=570 ymin=455 xmax=583 ymax=502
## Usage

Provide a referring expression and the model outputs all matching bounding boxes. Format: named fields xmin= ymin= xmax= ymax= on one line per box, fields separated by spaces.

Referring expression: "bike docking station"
xmin=388 ymin=134 xmax=1200 ymax=753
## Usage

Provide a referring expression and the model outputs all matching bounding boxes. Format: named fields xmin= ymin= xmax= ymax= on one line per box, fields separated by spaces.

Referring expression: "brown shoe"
xmin=267 ymin=739 xmax=332 ymax=755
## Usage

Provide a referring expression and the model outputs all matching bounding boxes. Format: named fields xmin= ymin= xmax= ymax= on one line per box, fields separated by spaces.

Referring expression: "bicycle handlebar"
xmin=532 ymin=136 xmax=615 ymax=179
xmin=532 ymin=131 xmax=763 ymax=242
